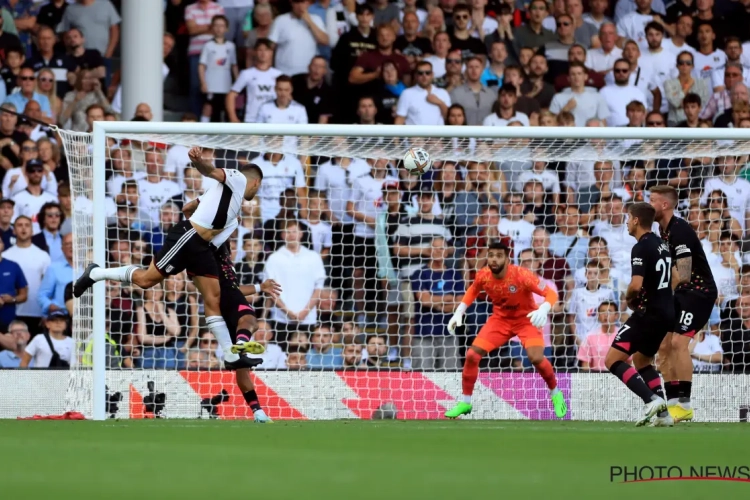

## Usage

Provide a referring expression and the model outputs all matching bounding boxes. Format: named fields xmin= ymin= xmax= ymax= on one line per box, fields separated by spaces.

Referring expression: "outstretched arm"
xmin=188 ymin=147 xmax=226 ymax=183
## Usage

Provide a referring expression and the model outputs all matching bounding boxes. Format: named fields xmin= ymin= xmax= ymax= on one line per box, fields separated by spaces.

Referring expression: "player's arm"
xmin=240 ymin=279 xmax=282 ymax=299
xmin=671 ymin=232 xmax=693 ymax=287
xmin=525 ymin=272 xmax=558 ymax=327
xmin=187 ymin=146 xmax=226 ymax=183
xmin=626 ymin=245 xmax=646 ymax=309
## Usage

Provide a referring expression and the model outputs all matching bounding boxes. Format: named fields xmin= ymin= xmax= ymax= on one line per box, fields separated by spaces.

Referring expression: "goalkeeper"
xmin=185 ymin=199 xmax=281 ymax=423
xmin=444 ymin=241 xmax=567 ymax=419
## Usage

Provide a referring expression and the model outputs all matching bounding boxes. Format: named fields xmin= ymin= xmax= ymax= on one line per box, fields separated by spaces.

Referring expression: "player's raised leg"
xmin=73 ymin=261 xmax=164 ymax=298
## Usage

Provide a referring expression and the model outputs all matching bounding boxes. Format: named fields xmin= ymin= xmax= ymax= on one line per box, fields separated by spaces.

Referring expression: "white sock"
xmin=550 ymin=387 xmax=560 ymax=397
xmin=667 ymin=398 xmax=679 ymax=406
xmin=206 ymin=316 xmax=239 ymax=362
xmin=460 ymin=395 xmax=472 ymax=404
xmin=90 ymin=265 xmax=138 ymax=284
xmin=200 ymin=115 xmax=210 ymax=123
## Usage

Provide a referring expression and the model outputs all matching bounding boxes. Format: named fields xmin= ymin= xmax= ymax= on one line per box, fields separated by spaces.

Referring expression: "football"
xmin=402 ymin=147 xmax=432 ymax=175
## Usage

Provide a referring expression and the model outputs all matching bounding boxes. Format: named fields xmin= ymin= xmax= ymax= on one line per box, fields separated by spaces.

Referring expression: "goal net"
xmin=33 ymin=124 xmax=750 ymax=422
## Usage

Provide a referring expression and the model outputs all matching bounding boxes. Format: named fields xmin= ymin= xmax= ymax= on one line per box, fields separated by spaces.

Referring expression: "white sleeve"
xmin=268 ymin=18 xmax=281 ymax=44
xmin=231 ymin=70 xmax=249 ymax=94
xmin=1 ymin=169 xmax=12 ymax=198
xmin=313 ymin=164 xmax=328 ymax=191
xmin=293 ymin=161 xmax=306 ymax=188
xmin=313 ymin=254 xmax=327 ymax=288
xmin=323 ymin=225 xmax=333 ymax=249
xmin=228 ymin=41 xmax=237 ymax=66
xmin=616 ymin=18 xmax=627 ymax=38
xmin=43 ymin=172 xmax=58 ymax=196
xmin=25 ymin=335 xmax=40 ymax=358
xmin=199 ymin=42 xmax=210 ymax=66
xmin=297 ymin=105 xmax=309 ymax=124
xmin=549 ymin=94 xmax=562 ymax=114
xmin=325 ymin=8 xmax=339 ymax=48
xmin=699 ymin=179 xmax=715 ymax=206
xmin=395 ymin=90 xmax=410 ymax=118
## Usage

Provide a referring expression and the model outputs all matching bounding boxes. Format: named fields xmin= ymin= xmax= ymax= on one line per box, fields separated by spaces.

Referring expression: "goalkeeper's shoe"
xmin=230 ymin=340 xmax=265 ymax=355
xmin=649 ymin=414 xmax=674 ymax=427
xmin=668 ymin=403 xmax=694 ymax=423
xmin=253 ymin=409 xmax=273 ymax=423
xmin=445 ymin=402 xmax=472 ymax=419
xmin=224 ymin=355 xmax=263 ymax=371
xmin=551 ymin=390 xmax=567 ymax=418
xmin=636 ymin=397 xmax=667 ymax=427
xmin=73 ymin=263 xmax=99 ymax=298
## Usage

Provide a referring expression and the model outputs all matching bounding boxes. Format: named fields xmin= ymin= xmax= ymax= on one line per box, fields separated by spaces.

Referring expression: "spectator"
xmin=448 ymin=4 xmax=486 ymax=62
xmin=5 ymin=67 xmax=52 ymax=122
xmin=423 ymin=32 xmax=451 ymax=80
xmin=255 ymin=75 xmax=309 ymax=149
xmin=592 ymin=195 xmax=637 ymax=271
xmin=263 ymin=220 xmax=327 ymax=345
xmin=2 ymin=143 xmax=57 ymax=199
xmin=542 ymin=14 xmax=577 ymax=79
xmin=254 ymin=151 xmax=306 ymax=224
xmin=577 ymin=301 xmax=620 ymax=371
xmin=30 ymin=202 xmax=65 ymax=262
xmin=676 ymin=93 xmax=702 ymax=127
xmin=0 ymin=12 xmax=22 ymax=63
xmin=700 ymin=155 xmax=750 ymax=233
xmin=512 ymin=0 xmax=554 ymax=54
xmin=549 ymin=204 xmax=589 ymax=271
xmin=37 ymin=0 xmax=68 ymax=32
xmin=227 ymin=39 xmax=281 ymax=123
xmin=252 ymin=320 xmax=287 ymax=369
xmin=395 ymin=11 xmax=432 ymax=65
xmin=10 ymin=161 xmax=57 ymax=232
xmin=600 ymin=59 xmax=647 ymax=127
xmin=566 ymin=0 xmax=599 ymax=49
xmin=702 ymin=63 xmax=744 ymax=121
xmin=585 ymin=23 xmax=621 ymax=74
xmin=106 ymin=148 xmax=142 ymax=197
xmin=478 ymin=41 xmax=505 ymax=89
xmin=495 ymin=192 xmax=533 ymax=256
xmin=0 ymin=320 xmax=31 ymax=368
xmin=291 ymin=56 xmax=334 ymax=124
xmin=640 ymin=22 xmax=671 ymax=100
xmin=198 ymin=15 xmax=238 ymax=123
xmin=25 ymin=26 xmax=76 ymax=100
xmin=0 ymin=46 xmax=22 ymax=98
xmin=583 ymin=0 xmax=613 ymax=28
xmin=364 ymin=334 xmax=394 ymax=368
xmin=135 ymin=285 xmax=182 ymax=369
xmin=64 ymin=28 xmax=105 ymax=84
xmin=574 ymin=161 xmax=615 ymax=214
xmin=554 ymin=44 xmax=606 ymax=91
xmin=411 ymin=237 xmax=462 ymax=370
xmin=566 ymin=260 xmax=617 ymax=346
xmin=314 ymin=155 xmax=370 ymax=225
xmin=616 ymin=0 xmax=664 ymax=51
xmin=59 ymin=68 xmax=111 ymax=131
xmin=691 ymin=22 xmax=724 ymax=88
xmin=349 ymin=24 xmax=410 ymax=105
xmin=714 ymin=82 xmax=749 ymax=128
xmin=306 ymin=324 xmax=343 ymax=368
xmin=21 ymin=309 xmax=72 ymax=368
xmin=137 ymin=149 xmax=182 ymax=227
xmin=243 ymin=3 xmax=274 ymax=64
xmin=723 ymin=294 xmax=750 ymax=372
xmin=184 ymin=0 xmax=225 ymax=116
xmin=269 ymin=0 xmax=329 ymax=77
xmin=147 ymin=202 xmax=182 ymax=255
xmin=715 ymin=38 xmax=750 ymax=92
xmin=523 ymin=54 xmax=555 ymax=108
xmin=690 ymin=325 xmax=724 ymax=373
xmin=300 ymin=190 xmax=332 ymax=259
xmin=549 ymin=62 xmax=609 ymax=126
xmin=483 ymin=83 xmax=530 ymax=126
xmin=186 ymin=330 xmax=221 ymax=370
xmin=56 ymin=0 xmax=120 ymax=62
xmin=133 ymin=102 xmax=153 ymax=121
xmin=24 ymin=101 xmax=56 ymax=142
xmin=342 ymin=342 xmax=364 ymax=368
xmin=663 ymin=51 xmax=711 ymax=126
xmin=37 ymin=231 xmax=71 ymax=316
xmin=0 ymin=197 xmax=12 ymax=247
xmin=0 ymin=236 xmax=27 ymax=331
xmin=531 ymin=227 xmax=570 ymax=291
xmin=395 ymin=60 xmax=450 ymax=125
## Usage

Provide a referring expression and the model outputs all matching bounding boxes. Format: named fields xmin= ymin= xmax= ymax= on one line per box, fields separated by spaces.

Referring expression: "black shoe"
xmin=224 ymin=355 xmax=263 ymax=371
xmin=73 ymin=263 xmax=100 ymax=298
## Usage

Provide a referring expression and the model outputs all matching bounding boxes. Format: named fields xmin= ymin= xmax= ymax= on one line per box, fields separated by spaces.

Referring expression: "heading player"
xmin=444 ymin=240 xmax=567 ymax=419
xmin=73 ymin=147 xmax=264 ymax=370
xmin=604 ymin=202 xmax=674 ymax=427
xmin=650 ymin=185 xmax=717 ymax=422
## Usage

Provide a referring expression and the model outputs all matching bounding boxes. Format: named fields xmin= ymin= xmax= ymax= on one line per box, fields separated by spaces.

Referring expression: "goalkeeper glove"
xmin=527 ymin=302 xmax=551 ymax=328
xmin=447 ymin=303 xmax=468 ymax=335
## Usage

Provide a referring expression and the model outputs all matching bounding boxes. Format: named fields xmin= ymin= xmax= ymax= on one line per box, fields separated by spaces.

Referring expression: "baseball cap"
xmin=26 ymin=159 xmax=44 ymax=171
xmin=47 ymin=309 xmax=70 ymax=320
xmin=0 ymin=198 xmax=14 ymax=207
xmin=383 ymin=181 xmax=400 ymax=191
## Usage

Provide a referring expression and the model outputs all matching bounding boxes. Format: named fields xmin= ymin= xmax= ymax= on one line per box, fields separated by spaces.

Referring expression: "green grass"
xmin=1 ymin=420 xmax=749 ymax=500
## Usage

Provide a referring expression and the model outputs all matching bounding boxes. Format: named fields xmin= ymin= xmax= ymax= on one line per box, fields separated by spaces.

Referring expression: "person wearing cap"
xmin=21 ymin=309 xmax=74 ymax=368
xmin=0 ymin=197 xmax=14 ymax=248
xmin=2 ymin=153 xmax=58 ymax=200
xmin=0 ymin=236 xmax=28 ymax=332
xmin=10 ymin=159 xmax=58 ymax=234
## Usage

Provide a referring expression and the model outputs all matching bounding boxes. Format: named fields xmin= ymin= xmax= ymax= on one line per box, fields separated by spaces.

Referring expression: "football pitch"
xmin=1 ymin=420 xmax=749 ymax=500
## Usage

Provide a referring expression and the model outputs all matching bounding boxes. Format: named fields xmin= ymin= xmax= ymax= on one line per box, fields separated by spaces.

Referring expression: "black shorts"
xmin=673 ymin=290 xmax=717 ymax=337
xmin=154 ymin=220 xmax=219 ymax=278
xmin=220 ymin=285 xmax=256 ymax=340
xmin=611 ymin=314 xmax=673 ymax=358
xmin=352 ymin=235 xmax=376 ymax=271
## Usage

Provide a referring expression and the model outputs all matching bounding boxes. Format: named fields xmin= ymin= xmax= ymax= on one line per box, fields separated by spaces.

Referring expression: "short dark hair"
xmin=254 ymin=38 xmax=274 ymax=50
xmin=598 ymin=301 xmax=617 ymax=312
xmin=683 ymin=92 xmax=702 ymax=107
xmin=628 ymin=202 xmax=656 ymax=229
xmin=589 ymin=235 xmax=609 ymax=248
xmin=488 ymin=239 xmax=510 ymax=253
xmin=276 ymin=74 xmax=293 ymax=86
xmin=355 ymin=3 xmax=373 ymax=15
xmin=86 ymin=103 xmax=104 ymax=116
xmin=13 ymin=215 xmax=32 ymax=227
xmin=239 ymin=163 xmax=263 ymax=180
xmin=645 ymin=21 xmax=664 ymax=34
xmin=453 ymin=4 xmax=471 ymax=15
xmin=569 ymin=61 xmax=586 ymax=72
xmin=5 ymin=47 xmax=23 ymax=59
xmin=211 ymin=14 xmax=229 ymax=26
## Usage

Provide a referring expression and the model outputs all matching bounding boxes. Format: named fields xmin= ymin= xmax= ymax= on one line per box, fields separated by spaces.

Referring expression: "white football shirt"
xmin=231 ymin=66 xmax=283 ymax=122
xmin=254 ymin=155 xmax=306 ymax=222
xmin=11 ymin=190 xmax=58 ymax=233
xmin=497 ymin=218 xmax=535 ymax=254
xmin=314 ymin=158 xmax=371 ymax=224
xmin=191 ymin=169 xmax=249 ymax=230
xmin=700 ymin=176 xmax=750 ymax=230
xmin=199 ymin=39 xmax=237 ymax=94
xmin=137 ymin=179 xmax=183 ymax=226
xmin=567 ymin=286 xmax=618 ymax=343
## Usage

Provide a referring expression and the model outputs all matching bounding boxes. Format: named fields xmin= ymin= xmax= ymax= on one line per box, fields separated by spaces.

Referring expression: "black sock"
xmin=665 ymin=381 xmax=679 ymax=401
xmin=678 ymin=381 xmax=692 ymax=403
xmin=243 ymin=390 xmax=262 ymax=412
xmin=610 ymin=360 xmax=655 ymax=404
xmin=236 ymin=329 xmax=252 ymax=343
xmin=639 ymin=366 xmax=668 ymax=417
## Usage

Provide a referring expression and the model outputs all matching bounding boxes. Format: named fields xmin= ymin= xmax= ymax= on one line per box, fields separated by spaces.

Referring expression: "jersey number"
xmin=656 ymin=257 xmax=672 ymax=290
xmin=615 ymin=324 xmax=630 ymax=341
xmin=679 ymin=311 xmax=694 ymax=326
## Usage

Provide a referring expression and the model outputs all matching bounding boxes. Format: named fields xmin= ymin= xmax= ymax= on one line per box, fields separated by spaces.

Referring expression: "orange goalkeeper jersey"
xmin=462 ymin=265 xmax=558 ymax=320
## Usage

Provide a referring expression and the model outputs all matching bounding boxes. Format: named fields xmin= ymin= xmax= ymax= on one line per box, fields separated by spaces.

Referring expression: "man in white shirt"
xmin=641 ymin=21 xmax=673 ymax=101
xmin=600 ymin=59 xmax=647 ymax=126
xmin=136 ymin=149 xmax=182 ymax=227
xmin=255 ymin=75 xmax=309 ymax=150
xmin=483 ymin=83 xmax=531 ymax=126
xmin=585 ymin=22 xmax=622 ymax=73
xmin=714 ymin=38 xmax=750 ymax=92
xmin=11 ymin=161 xmax=57 ymax=233
xmin=254 ymin=152 xmax=306 ymax=223
xmin=314 ymin=156 xmax=371 ymax=224
xmin=268 ymin=0 xmax=329 ymax=76
xmin=226 ymin=39 xmax=282 ymax=123
xmin=2 ymin=216 xmax=50 ymax=335
xmin=497 ymin=192 xmax=535 ymax=256
xmin=395 ymin=60 xmax=450 ymax=125
xmin=693 ymin=22 xmax=726 ymax=88
xmin=549 ymin=62 xmax=609 ymax=126
xmin=611 ymin=39 xmax=657 ymax=102
xmin=263 ymin=220 xmax=327 ymax=344
xmin=300 ymin=191 xmax=332 ymax=260
xmin=662 ymin=13 xmax=696 ymax=56
xmin=700 ymin=155 xmax=750 ymax=232
xmin=616 ymin=0 xmax=666 ymax=51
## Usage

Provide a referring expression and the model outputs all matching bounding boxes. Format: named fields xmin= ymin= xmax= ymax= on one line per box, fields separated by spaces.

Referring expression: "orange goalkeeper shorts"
xmin=472 ymin=315 xmax=545 ymax=352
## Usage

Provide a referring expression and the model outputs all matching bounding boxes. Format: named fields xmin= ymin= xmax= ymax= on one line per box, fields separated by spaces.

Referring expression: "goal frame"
xmin=88 ymin=122 xmax=750 ymax=421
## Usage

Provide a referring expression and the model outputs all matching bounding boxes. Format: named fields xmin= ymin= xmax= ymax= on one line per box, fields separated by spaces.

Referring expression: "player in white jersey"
xmin=73 ymin=147 xmax=265 ymax=370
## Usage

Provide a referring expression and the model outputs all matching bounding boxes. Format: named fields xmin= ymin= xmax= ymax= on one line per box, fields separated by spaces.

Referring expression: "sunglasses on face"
xmin=446 ymin=58 xmax=462 ymax=64
xmin=416 ymin=70 xmax=432 ymax=76
xmin=557 ymin=22 xmax=571 ymax=27
xmin=647 ymin=121 xmax=664 ymax=125
xmin=614 ymin=68 xmax=629 ymax=73
xmin=677 ymin=60 xmax=692 ymax=66
xmin=20 ymin=76 xmax=35 ymax=81
xmin=46 ymin=212 xmax=61 ymax=217
xmin=454 ymin=15 xmax=469 ymax=20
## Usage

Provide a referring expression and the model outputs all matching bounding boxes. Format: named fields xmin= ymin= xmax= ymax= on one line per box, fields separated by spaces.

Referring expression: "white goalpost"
xmin=23 ymin=123 xmax=750 ymax=422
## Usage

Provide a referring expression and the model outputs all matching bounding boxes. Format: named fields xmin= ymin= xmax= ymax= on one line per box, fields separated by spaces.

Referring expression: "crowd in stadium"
xmin=0 ymin=0 xmax=749 ymax=372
